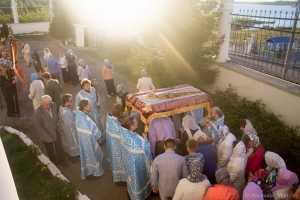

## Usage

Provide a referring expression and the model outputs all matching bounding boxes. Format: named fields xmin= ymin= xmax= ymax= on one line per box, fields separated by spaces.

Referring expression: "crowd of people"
xmin=0 ymin=40 xmax=299 ymax=200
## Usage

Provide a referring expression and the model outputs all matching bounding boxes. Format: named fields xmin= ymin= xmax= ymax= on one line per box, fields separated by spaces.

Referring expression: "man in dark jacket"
xmin=0 ymin=68 xmax=16 ymax=117
xmin=42 ymin=72 xmax=62 ymax=111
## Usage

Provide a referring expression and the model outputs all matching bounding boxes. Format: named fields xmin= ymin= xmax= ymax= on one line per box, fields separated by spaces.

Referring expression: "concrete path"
xmin=0 ymin=40 xmax=160 ymax=200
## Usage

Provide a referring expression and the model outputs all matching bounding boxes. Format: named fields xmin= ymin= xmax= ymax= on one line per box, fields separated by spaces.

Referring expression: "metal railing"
xmin=229 ymin=9 xmax=300 ymax=84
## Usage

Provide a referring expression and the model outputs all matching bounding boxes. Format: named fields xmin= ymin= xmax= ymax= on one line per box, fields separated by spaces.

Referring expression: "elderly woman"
xmin=136 ymin=69 xmax=155 ymax=93
xmin=78 ymin=59 xmax=90 ymax=82
xmin=216 ymin=125 xmax=237 ymax=169
xmin=203 ymin=168 xmax=239 ymax=200
xmin=227 ymin=140 xmax=248 ymax=198
xmin=245 ymin=134 xmax=264 ymax=177
xmin=65 ymin=49 xmax=78 ymax=85
xmin=31 ymin=48 xmax=43 ymax=78
xmin=243 ymin=182 xmax=264 ymax=200
xmin=28 ymin=73 xmax=45 ymax=110
xmin=272 ymin=169 xmax=299 ymax=200
xmin=47 ymin=53 xmax=60 ymax=82
xmin=102 ymin=59 xmax=116 ymax=97
xmin=116 ymin=84 xmax=128 ymax=111
xmin=173 ymin=159 xmax=211 ymax=200
xmin=240 ymin=119 xmax=257 ymax=142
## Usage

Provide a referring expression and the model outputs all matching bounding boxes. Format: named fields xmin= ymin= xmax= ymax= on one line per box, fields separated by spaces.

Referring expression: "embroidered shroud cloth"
xmin=75 ymin=110 xmax=104 ymax=179
xmin=106 ymin=115 xmax=152 ymax=200
xmin=74 ymin=88 xmax=105 ymax=142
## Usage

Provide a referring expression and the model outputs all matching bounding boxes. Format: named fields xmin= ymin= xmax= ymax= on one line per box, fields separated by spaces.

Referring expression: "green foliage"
xmin=0 ymin=129 xmax=77 ymax=200
xmin=129 ymin=0 xmax=223 ymax=88
xmin=212 ymin=86 xmax=300 ymax=164
xmin=18 ymin=8 xmax=50 ymax=22
xmin=49 ymin=0 xmax=73 ymax=40
xmin=0 ymin=23 xmax=9 ymax=38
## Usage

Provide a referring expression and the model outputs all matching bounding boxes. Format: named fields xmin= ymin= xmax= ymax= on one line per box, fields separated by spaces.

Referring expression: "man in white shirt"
xmin=58 ymin=51 xmax=69 ymax=84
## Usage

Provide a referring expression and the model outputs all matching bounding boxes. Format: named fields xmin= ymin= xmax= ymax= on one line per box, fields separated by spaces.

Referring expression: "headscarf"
xmin=47 ymin=53 xmax=54 ymax=60
xmin=215 ymin=168 xmax=231 ymax=186
xmin=271 ymin=169 xmax=299 ymax=192
xmin=33 ymin=48 xmax=37 ymax=53
xmin=67 ymin=49 xmax=72 ymax=54
xmin=104 ymin=59 xmax=112 ymax=69
xmin=243 ymin=182 xmax=264 ymax=200
xmin=141 ymin=69 xmax=148 ymax=77
xmin=247 ymin=134 xmax=260 ymax=157
xmin=218 ymin=125 xmax=230 ymax=139
xmin=182 ymin=115 xmax=200 ymax=131
xmin=31 ymin=73 xmax=39 ymax=80
xmin=117 ymin=84 xmax=127 ymax=96
xmin=265 ymin=151 xmax=287 ymax=171
xmin=187 ymin=160 xmax=206 ymax=183
xmin=230 ymin=141 xmax=247 ymax=169
xmin=244 ymin=119 xmax=257 ymax=135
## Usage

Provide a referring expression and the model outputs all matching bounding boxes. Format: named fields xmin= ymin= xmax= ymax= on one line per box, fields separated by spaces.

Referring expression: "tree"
xmin=130 ymin=0 xmax=223 ymax=88
xmin=49 ymin=0 xmax=73 ymax=40
xmin=0 ymin=23 xmax=9 ymax=38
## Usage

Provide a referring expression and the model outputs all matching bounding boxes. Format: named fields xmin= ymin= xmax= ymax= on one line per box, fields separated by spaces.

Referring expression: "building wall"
xmin=202 ymin=62 xmax=300 ymax=128
xmin=9 ymin=22 xmax=50 ymax=34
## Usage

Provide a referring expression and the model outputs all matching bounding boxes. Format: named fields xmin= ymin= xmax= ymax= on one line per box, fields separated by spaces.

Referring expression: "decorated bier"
xmin=126 ymin=84 xmax=212 ymax=132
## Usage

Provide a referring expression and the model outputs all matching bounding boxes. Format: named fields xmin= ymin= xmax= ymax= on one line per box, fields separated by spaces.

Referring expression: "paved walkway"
xmin=0 ymin=40 xmax=160 ymax=200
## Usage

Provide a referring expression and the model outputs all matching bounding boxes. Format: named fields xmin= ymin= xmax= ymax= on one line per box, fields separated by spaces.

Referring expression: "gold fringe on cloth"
xmin=126 ymin=102 xmax=211 ymax=132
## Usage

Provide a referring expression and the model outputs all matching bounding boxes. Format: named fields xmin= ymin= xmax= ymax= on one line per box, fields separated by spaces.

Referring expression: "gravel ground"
xmin=0 ymin=40 xmax=161 ymax=200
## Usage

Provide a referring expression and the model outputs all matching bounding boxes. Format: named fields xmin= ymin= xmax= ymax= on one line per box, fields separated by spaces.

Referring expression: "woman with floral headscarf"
xmin=116 ymin=84 xmax=129 ymax=111
xmin=28 ymin=73 xmax=44 ymax=110
xmin=227 ymin=140 xmax=248 ymax=198
xmin=102 ymin=59 xmax=116 ymax=97
xmin=173 ymin=159 xmax=211 ymax=200
xmin=240 ymin=119 xmax=257 ymax=142
xmin=245 ymin=134 xmax=264 ymax=176
xmin=272 ymin=169 xmax=299 ymax=200
xmin=216 ymin=125 xmax=237 ymax=169
xmin=203 ymin=168 xmax=239 ymax=200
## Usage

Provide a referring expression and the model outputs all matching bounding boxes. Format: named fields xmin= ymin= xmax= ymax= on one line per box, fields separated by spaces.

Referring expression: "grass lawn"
xmin=15 ymin=33 xmax=54 ymax=41
xmin=0 ymin=128 xmax=77 ymax=200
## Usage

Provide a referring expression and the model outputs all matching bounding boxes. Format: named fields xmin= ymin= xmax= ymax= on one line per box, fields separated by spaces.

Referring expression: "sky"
xmin=234 ymin=0 xmax=288 ymax=2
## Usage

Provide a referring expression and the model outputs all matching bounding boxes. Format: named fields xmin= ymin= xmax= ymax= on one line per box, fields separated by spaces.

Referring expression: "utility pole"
xmin=282 ymin=1 xmax=300 ymax=79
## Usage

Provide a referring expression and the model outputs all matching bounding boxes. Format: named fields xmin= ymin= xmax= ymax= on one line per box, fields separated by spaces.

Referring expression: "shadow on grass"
xmin=0 ymin=128 xmax=77 ymax=200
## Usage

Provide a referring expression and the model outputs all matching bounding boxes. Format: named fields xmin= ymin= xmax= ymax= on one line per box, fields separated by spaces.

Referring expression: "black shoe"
xmin=12 ymin=111 xmax=18 ymax=114
xmin=7 ymin=114 xmax=17 ymax=117
xmin=58 ymin=161 xmax=69 ymax=167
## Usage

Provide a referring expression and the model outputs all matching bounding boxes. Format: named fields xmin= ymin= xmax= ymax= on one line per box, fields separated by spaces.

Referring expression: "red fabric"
xmin=203 ymin=184 xmax=239 ymax=200
xmin=246 ymin=147 xmax=264 ymax=175
xmin=126 ymin=84 xmax=212 ymax=119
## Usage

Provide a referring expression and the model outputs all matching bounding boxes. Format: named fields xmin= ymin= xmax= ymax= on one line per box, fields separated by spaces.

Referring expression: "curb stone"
xmin=2 ymin=126 xmax=90 ymax=200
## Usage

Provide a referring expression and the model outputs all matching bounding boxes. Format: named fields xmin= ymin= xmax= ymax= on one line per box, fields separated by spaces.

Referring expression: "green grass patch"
xmin=0 ymin=128 xmax=77 ymax=200
xmin=15 ymin=33 xmax=54 ymax=41
xmin=258 ymin=49 xmax=275 ymax=54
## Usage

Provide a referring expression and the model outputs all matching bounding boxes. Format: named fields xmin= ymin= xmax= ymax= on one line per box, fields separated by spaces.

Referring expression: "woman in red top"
xmin=245 ymin=134 xmax=264 ymax=177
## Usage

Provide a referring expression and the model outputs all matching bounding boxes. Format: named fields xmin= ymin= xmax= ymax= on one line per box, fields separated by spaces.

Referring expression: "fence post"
xmin=11 ymin=0 xmax=19 ymax=23
xmin=282 ymin=6 xmax=299 ymax=79
xmin=49 ymin=0 xmax=53 ymax=21
xmin=215 ymin=0 xmax=234 ymax=62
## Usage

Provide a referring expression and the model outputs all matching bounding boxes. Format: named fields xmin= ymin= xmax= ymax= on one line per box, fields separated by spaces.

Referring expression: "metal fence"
xmin=229 ymin=9 xmax=300 ymax=84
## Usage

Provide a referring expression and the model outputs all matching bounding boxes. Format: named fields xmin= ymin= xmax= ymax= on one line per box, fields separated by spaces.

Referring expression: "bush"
xmin=212 ymin=85 xmax=300 ymax=164
xmin=0 ymin=129 xmax=78 ymax=200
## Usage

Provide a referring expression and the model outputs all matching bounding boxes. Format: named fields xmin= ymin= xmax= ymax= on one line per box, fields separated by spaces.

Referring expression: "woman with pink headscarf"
xmin=272 ymin=169 xmax=299 ymax=200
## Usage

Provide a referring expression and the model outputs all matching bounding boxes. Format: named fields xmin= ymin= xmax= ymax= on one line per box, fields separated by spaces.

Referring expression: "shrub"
xmin=212 ymin=85 xmax=300 ymax=164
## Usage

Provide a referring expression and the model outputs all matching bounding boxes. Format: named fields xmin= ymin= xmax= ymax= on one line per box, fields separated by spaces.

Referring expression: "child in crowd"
xmin=184 ymin=139 xmax=205 ymax=171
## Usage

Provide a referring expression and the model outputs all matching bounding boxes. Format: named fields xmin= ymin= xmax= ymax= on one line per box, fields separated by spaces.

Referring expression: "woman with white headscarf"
xmin=28 ymin=73 xmax=45 ymax=110
xmin=240 ymin=119 xmax=257 ymax=142
xmin=102 ymin=59 xmax=116 ymax=97
xmin=136 ymin=69 xmax=155 ymax=93
xmin=179 ymin=115 xmax=201 ymax=156
xmin=216 ymin=125 xmax=237 ymax=169
xmin=244 ymin=134 xmax=264 ymax=177
xmin=173 ymin=159 xmax=211 ymax=200
xmin=227 ymin=140 xmax=248 ymax=198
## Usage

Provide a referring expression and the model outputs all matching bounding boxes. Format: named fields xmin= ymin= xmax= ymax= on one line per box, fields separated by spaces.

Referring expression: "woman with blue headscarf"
xmin=31 ymin=48 xmax=43 ymax=78
xmin=102 ymin=59 xmax=116 ymax=97
xmin=136 ymin=69 xmax=155 ymax=93
xmin=28 ymin=73 xmax=45 ymax=110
